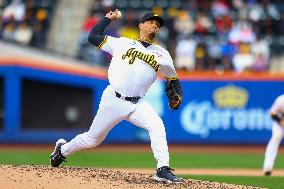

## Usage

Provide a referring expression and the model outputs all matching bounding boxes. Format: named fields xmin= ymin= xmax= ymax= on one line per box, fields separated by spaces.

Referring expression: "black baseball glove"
xmin=165 ymin=78 xmax=183 ymax=110
xmin=271 ymin=113 xmax=284 ymax=127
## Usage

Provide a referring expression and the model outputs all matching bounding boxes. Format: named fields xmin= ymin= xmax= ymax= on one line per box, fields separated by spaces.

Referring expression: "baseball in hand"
xmin=117 ymin=11 xmax=122 ymax=18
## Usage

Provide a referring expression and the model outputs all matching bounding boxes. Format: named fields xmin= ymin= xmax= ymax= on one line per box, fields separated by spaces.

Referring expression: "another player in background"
xmin=50 ymin=9 xmax=183 ymax=184
xmin=263 ymin=94 xmax=284 ymax=176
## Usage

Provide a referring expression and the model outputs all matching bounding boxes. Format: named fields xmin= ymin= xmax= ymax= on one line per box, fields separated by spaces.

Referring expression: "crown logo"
xmin=213 ymin=85 xmax=248 ymax=108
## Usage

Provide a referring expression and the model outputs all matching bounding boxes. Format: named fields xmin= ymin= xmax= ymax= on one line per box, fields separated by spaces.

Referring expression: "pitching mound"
xmin=0 ymin=165 xmax=264 ymax=189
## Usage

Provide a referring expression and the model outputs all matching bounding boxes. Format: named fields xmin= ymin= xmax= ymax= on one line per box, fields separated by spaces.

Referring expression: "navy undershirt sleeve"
xmin=88 ymin=17 xmax=111 ymax=47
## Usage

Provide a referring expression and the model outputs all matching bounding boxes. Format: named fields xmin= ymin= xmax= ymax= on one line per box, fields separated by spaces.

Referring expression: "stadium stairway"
xmin=47 ymin=0 xmax=91 ymax=57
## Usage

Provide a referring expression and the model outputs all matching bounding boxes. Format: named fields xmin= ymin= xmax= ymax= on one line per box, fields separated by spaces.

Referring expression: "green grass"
xmin=1 ymin=151 xmax=284 ymax=169
xmin=185 ymin=175 xmax=283 ymax=189
xmin=171 ymin=153 xmax=282 ymax=168
xmin=0 ymin=150 xmax=283 ymax=189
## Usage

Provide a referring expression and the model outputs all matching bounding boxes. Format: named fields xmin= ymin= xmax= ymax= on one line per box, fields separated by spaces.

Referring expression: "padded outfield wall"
xmin=0 ymin=57 xmax=283 ymax=144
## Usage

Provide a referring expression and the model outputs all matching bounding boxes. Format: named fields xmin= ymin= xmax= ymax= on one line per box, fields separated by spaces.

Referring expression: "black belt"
xmin=115 ymin=91 xmax=141 ymax=104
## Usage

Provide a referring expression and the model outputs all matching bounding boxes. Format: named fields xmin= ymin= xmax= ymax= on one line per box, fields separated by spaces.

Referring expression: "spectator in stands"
xmin=2 ymin=0 xmax=25 ymax=24
xmin=229 ymin=19 xmax=256 ymax=44
xmin=175 ymin=35 xmax=197 ymax=70
xmin=232 ymin=0 xmax=245 ymax=12
xmin=194 ymin=43 xmax=210 ymax=70
xmin=77 ymin=9 xmax=113 ymax=66
xmin=250 ymin=52 xmax=269 ymax=72
xmin=232 ymin=43 xmax=254 ymax=72
xmin=14 ymin=21 xmax=33 ymax=45
xmin=118 ymin=22 xmax=139 ymax=39
xmin=83 ymin=10 xmax=99 ymax=32
xmin=2 ymin=20 xmax=16 ymax=41
xmin=211 ymin=0 xmax=229 ymax=18
xmin=30 ymin=9 xmax=49 ymax=48
xmin=220 ymin=40 xmax=236 ymax=63
xmin=194 ymin=12 xmax=212 ymax=36
xmin=249 ymin=2 xmax=264 ymax=22
xmin=174 ymin=10 xmax=195 ymax=37
xmin=208 ymin=38 xmax=222 ymax=68
xmin=249 ymin=36 xmax=270 ymax=71
xmin=215 ymin=13 xmax=233 ymax=35
xmin=118 ymin=12 xmax=139 ymax=39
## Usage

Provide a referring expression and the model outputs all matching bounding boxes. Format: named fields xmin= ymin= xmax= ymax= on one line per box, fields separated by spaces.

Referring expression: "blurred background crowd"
xmin=0 ymin=0 xmax=54 ymax=48
xmin=0 ymin=0 xmax=283 ymax=72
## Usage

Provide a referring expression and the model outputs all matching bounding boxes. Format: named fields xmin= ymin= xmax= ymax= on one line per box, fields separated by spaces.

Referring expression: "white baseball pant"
xmin=60 ymin=85 xmax=169 ymax=168
xmin=263 ymin=122 xmax=284 ymax=172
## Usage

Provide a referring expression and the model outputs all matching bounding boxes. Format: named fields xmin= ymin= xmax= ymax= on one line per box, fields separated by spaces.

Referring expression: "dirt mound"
xmin=0 ymin=165 xmax=264 ymax=189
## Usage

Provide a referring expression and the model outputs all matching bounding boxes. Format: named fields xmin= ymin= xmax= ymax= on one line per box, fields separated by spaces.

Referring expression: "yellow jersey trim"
xmin=165 ymin=76 xmax=178 ymax=81
xmin=98 ymin=36 xmax=108 ymax=49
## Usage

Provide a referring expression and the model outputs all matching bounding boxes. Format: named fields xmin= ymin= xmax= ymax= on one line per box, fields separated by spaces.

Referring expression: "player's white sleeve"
xmin=270 ymin=95 xmax=284 ymax=114
xmin=98 ymin=35 xmax=119 ymax=56
xmin=159 ymin=51 xmax=178 ymax=80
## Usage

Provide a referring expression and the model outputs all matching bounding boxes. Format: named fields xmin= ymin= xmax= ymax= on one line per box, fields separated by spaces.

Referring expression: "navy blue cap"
xmin=140 ymin=13 xmax=164 ymax=27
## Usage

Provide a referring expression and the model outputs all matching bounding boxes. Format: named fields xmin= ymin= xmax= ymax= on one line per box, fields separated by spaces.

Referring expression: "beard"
xmin=148 ymin=28 xmax=157 ymax=39
xmin=149 ymin=32 xmax=156 ymax=39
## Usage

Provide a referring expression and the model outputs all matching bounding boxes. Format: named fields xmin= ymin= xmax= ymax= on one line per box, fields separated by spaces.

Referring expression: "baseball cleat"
xmin=50 ymin=138 xmax=67 ymax=167
xmin=153 ymin=166 xmax=183 ymax=184
xmin=264 ymin=171 xmax=272 ymax=176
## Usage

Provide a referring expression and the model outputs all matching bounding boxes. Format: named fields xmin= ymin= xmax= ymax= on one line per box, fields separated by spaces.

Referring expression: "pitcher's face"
xmin=139 ymin=20 xmax=160 ymax=37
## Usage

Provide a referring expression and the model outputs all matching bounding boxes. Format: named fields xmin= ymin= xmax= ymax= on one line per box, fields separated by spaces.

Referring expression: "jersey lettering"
xmin=122 ymin=48 xmax=160 ymax=72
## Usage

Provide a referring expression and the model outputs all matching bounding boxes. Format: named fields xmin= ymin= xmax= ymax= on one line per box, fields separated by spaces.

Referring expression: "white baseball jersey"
xmin=270 ymin=94 xmax=284 ymax=115
xmin=263 ymin=94 xmax=284 ymax=173
xmin=99 ymin=36 xmax=177 ymax=97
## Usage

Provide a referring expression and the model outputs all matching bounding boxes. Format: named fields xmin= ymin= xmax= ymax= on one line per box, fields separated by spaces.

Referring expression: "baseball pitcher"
xmin=50 ymin=9 xmax=183 ymax=183
xmin=263 ymin=94 xmax=284 ymax=176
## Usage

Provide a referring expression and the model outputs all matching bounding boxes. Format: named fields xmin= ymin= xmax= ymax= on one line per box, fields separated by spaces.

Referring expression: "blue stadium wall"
xmin=0 ymin=61 xmax=283 ymax=144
